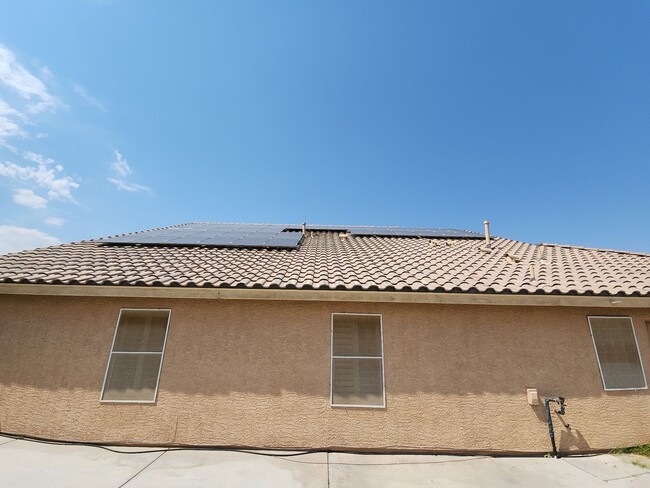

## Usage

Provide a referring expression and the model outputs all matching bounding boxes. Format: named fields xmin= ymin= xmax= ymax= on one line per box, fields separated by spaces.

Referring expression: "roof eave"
xmin=1 ymin=283 xmax=649 ymax=308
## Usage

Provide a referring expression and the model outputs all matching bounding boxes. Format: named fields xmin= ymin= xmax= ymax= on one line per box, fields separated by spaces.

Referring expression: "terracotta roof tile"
xmin=0 ymin=225 xmax=648 ymax=297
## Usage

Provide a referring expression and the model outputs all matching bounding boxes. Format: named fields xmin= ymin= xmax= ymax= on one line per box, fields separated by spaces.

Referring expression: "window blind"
xmin=331 ymin=314 xmax=385 ymax=407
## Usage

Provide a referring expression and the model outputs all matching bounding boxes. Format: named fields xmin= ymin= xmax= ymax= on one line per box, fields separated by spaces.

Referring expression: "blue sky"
xmin=0 ymin=1 xmax=649 ymax=253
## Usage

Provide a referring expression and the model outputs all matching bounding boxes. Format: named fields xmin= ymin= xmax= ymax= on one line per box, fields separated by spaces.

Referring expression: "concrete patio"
xmin=0 ymin=434 xmax=649 ymax=487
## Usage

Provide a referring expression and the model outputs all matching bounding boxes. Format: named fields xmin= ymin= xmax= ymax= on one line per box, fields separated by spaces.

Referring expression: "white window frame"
xmin=588 ymin=315 xmax=648 ymax=392
xmin=100 ymin=308 xmax=172 ymax=404
xmin=330 ymin=312 xmax=386 ymax=409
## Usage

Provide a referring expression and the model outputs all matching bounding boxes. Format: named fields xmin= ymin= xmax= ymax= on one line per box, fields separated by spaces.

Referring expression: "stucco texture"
xmin=0 ymin=294 xmax=649 ymax=453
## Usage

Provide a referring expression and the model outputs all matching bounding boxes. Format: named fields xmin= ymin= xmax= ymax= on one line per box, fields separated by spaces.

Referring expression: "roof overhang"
xmin=1 ymin=283 xmax=649 ymax=308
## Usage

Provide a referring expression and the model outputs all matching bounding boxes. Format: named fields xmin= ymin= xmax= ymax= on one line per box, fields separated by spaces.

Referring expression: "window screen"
xmin=331 ymin=314 xmax=385 ymax=407
xmin=101 ymin=309 xmax=171 ymax=402
xmin=589 ymin=316 xmax=647 ymax=390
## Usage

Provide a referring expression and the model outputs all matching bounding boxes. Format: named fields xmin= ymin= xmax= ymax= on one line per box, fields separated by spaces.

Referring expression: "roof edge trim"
xmin=1 ymin=284 xmax=649 ymax=308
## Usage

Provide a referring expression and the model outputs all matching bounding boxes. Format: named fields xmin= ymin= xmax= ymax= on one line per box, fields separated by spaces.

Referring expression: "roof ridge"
xmin=539 ymin=242 xmax=650 ymax=258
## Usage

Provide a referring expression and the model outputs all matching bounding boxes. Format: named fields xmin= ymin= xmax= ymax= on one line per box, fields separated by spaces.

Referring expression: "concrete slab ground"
xmin=329 ymin=452 xmax=650 ymax=487
xmin=0 ymin=437 xmax=161 ymax=488
xmin=125 ymin=450 xmax=328 ymax=488
xmin=0 ymin=436 xmax=16 ymax=446
xmin=0 ymin=435 xmax=648 ymax=487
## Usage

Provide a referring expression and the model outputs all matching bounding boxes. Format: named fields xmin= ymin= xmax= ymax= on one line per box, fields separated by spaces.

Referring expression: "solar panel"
xmin=98 ymin=223 xmax=302 ymax=249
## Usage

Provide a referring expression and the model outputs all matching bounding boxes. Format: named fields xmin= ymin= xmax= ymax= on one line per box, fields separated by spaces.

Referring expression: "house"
xmin=0 ymin=222 xmax=648 ymax=454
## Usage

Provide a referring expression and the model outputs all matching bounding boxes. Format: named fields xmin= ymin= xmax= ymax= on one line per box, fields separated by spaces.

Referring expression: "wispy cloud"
xmin=73 ymin=82 xmax=107 ymax=113
xmin=45 ymin=216 xmax=65 ymax=226
xmin=0 ymin=225 xmax=60 ymax=254
xmin=107 ymin=178 xmax=153 ymax=193
xmin=111 ymin=149 xmax=131 ymax=177
xmin=39 ymin=66 xmax=53 ymax=81
xmin=0 ymin=151 xmax=79 ymax=201
xmin=0 ymin=44 xmax=59 ymax=114
xmin=13 ymin=188 xmax=47 ymax=209
xmin=0 ymin=98 xmax=27 ymax=150
xmin=108 ymin=150 xmax=152 ymax=194
xmin=23 ymin=150 xmax=55 ymax=166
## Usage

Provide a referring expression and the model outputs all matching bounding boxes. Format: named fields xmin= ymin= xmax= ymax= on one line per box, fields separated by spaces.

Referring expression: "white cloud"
xmin=0 ymin=152 xmax=79 ymax=201
xmin=23 ymin=150 xmax=54 ymax=166
xmin=73 ymin=82 xmax=107 ymax=112
xmin=111 ymin=150 xmax=131 ymax=177
xmin=0 ymin=117 xmax=24 ymax=139
xmin=45 ymin=217 xmax=65 ymax=226
xmin=24 ymin=151 xmax=54 ymax=166
xmin=107 ymin=178 xmax=152 ymax=193
xmin=0 ymin=97 xmax=26 ymax=118
xmin=108 ymin=150 xmax=152 ymax=194
xmin=0 ymin=97 xmax=27 ymax=141
xmin=0 ymin=44 xmax=59 ymax=114
xmin=0 ymin=225 xmax=60 ymax=254
xmin=13 ymin=188 xmax=47 ymax=209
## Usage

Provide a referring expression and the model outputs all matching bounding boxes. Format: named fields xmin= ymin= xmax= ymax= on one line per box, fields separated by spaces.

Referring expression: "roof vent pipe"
xmin=483 ymin=220 xmax=491 ymax=249
xmin=302 ymin=222 xmax=307 ymax=233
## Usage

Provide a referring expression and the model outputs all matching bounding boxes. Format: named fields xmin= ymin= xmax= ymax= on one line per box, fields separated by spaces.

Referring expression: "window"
xmin=331 ymin=313 xmax=385 ymax=407
xmin=101 ymin=309 xmax=171 ymax=402
xmin=588 ymin=316 xmax=647 ymax=391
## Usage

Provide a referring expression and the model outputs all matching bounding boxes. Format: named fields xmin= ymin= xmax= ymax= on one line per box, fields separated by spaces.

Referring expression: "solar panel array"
xmin=98 ymin=223 xmax=303 ymax=248
xmin=285 ymin=224 xmax=483 ymax=239
xmin=98 ymin=222 xmax=484 ymax=249
xmin=352 ymin=227 xmax=482 ymax=238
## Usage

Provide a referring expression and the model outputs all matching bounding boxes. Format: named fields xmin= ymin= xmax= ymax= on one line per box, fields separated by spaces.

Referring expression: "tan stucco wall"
xmin=1 ymin=294 xmax=649 ymax=453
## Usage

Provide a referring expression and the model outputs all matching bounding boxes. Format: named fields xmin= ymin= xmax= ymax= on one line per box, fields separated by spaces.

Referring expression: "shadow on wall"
xmin=0 ymin=295 xmax=649 ymax=401
xmin=559 ymin=426 xmax=591 ymax=452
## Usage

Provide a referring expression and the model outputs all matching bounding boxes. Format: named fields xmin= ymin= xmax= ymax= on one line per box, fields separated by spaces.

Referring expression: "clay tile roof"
xmin=0 ymin=223 xmax=648 ymax=297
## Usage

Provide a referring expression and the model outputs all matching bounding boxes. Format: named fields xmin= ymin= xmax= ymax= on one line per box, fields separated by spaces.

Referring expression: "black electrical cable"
xmin=0 ymin=430 xmax=603 ymax=459
xmin=0 ymin=432 xmax=317 ymax=457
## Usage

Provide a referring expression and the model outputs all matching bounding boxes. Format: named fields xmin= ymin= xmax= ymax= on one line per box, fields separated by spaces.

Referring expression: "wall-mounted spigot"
xmin=555 ymin=397 xmax=566 ymax=415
